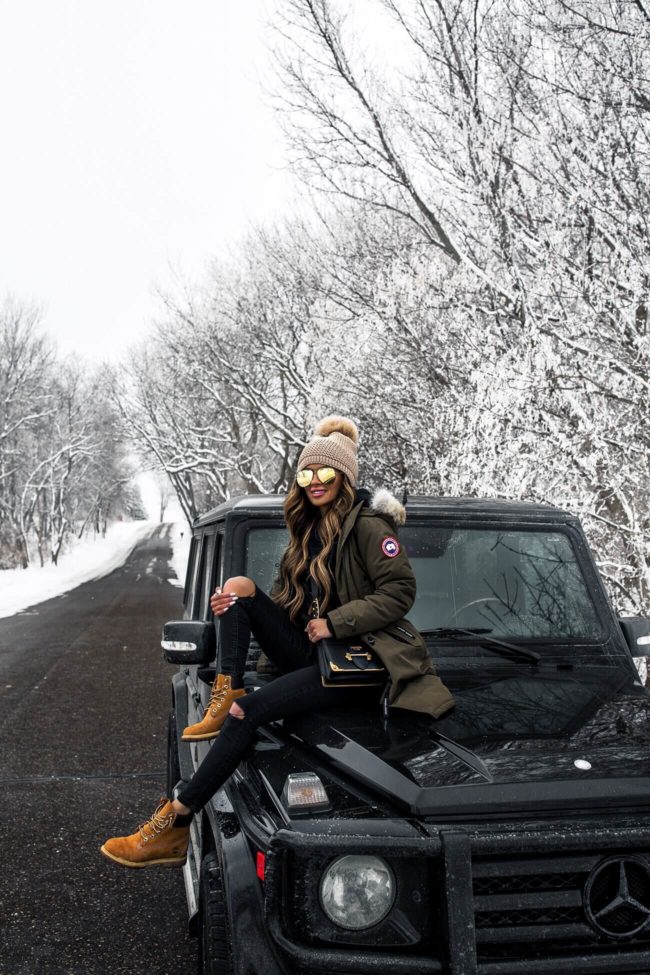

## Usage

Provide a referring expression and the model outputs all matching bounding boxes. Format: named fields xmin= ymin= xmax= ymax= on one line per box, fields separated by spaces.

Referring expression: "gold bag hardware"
xmin=345 ymin=651 xmax=372 ymax=662
xmin=317 ymin=636 xmax=387 ymax=687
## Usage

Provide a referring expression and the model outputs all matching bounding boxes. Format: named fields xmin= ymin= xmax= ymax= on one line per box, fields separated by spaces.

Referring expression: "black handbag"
xmin=307 ymin=571 xmax=387 ymax=688
xmin=317 ymin=637 xmax=387 ymax=687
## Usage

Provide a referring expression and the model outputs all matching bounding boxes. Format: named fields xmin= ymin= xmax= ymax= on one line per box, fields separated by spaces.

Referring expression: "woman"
xmin=100 ymin=416 xmax=454 ymax=868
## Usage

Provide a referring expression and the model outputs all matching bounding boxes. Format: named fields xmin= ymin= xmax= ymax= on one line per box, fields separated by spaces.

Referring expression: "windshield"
xmin=402 ymin=525 xmax=602 ymax=641
xmin=244 ymin=523 xmax=603 ymax=643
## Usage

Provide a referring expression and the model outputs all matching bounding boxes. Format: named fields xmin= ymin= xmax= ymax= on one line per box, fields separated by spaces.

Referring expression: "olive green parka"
xmin=325 ymin=488 xmax=454 ymax=718
xmin=260 ymin=488 xmax=454 ymax=719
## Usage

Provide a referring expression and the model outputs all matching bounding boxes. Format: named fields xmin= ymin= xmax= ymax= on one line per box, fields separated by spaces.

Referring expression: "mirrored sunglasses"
xmin=296 ymin=467 xmax=337 ymax=488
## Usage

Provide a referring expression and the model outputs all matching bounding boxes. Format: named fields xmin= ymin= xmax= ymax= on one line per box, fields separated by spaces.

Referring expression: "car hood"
xmin=285 ymin=670 xmax=650 ymax=818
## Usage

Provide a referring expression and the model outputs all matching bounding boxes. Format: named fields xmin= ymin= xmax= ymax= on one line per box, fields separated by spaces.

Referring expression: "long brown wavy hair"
xmin=272 ymin=474 xmax=357 ymax=622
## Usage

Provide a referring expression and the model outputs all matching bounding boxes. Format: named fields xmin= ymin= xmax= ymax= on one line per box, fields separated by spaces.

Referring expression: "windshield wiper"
xmin=422 ymin=627 xmax=540 ymax=665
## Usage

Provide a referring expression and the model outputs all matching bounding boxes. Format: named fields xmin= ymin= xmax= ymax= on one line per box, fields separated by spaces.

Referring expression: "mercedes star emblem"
xmin=583 ymin=856 xmax=650 ymax=939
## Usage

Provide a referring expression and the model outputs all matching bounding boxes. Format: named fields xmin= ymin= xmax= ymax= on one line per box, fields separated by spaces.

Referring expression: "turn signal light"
xmin=281 ymin=773 xmax=330 ymax=813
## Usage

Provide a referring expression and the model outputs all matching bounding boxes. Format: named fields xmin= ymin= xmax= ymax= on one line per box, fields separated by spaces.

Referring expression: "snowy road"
xmin=0 ymin=525 xmax=197 ymax=975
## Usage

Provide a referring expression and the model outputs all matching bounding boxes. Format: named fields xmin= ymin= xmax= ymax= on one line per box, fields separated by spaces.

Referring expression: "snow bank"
xmin=0 ymin=521 xmax=158 ymax=619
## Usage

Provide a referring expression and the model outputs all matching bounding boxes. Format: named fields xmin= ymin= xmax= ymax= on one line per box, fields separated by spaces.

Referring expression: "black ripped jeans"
xmin=177 ymin=585 xmax=383 ymax=813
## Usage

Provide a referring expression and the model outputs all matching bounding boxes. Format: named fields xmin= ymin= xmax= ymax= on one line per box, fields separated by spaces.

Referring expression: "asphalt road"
xmin=0 ymin=525 xmax=198 ymax=975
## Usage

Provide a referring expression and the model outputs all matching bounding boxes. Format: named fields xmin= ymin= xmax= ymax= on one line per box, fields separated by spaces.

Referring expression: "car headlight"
xmin=319 ymin=855 xmax=396 ymax=930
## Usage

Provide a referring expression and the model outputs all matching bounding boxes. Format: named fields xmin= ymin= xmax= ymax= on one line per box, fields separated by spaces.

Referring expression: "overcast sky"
xmin=0 ymin=0 xmax=292 ymax=360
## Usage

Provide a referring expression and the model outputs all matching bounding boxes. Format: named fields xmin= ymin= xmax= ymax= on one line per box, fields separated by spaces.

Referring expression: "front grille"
xmin=474 ymin=871 xmax=584 ymax=895
xmin=472 ymin=850 xmax=650 ymax=963
xmin=476 ymin=905 xmax=584 ymax=928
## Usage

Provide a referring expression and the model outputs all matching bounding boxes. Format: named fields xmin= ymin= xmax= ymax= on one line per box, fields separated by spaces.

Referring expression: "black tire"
xmin=198 ymin=850 xmax=234 ymax=975
xmin=166 ymin=710 xmax=181 ymax=797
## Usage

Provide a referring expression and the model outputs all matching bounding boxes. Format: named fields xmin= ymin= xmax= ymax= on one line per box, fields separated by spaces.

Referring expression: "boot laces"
xmin=206 ymin=682 xmax=230 ymax=717
xmin=138 ymin=800 xmax=174 ymax=843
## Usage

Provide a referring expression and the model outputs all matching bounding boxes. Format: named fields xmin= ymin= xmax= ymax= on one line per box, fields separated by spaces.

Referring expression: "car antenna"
xmin=402 ymin=487 xmax=408 ymax=506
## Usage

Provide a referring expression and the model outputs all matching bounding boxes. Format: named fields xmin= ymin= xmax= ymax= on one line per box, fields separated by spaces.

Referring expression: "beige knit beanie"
xmin=297 ymin=416 xmax=359 ymax=484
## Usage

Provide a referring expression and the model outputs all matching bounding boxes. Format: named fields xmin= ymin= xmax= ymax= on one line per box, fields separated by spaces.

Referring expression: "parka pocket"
xmin=385 ymin=621 xmax=419 ymax=643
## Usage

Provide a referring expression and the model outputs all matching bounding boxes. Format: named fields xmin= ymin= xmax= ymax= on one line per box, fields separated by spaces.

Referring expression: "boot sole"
xmin=100 ymin=845 xmax=187 ymax=868
xmin=181 ymin=729 xmax=222 ymax=741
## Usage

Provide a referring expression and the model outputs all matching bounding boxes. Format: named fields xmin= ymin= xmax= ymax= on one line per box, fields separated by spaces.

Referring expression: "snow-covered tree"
xmin=269 ymin=0 xmax=650 ymax=611
xmin=121 ymin=0 xmax=649 ymax=615
xmin=119 ymin=225 xmax=327 ymax=521
xmin=0 ymin=298 xmax=144 ymax=568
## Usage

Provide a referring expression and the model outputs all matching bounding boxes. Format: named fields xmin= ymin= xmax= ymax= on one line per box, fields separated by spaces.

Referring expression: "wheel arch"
xmin=201 ymin=800 xmax=286 ymax=974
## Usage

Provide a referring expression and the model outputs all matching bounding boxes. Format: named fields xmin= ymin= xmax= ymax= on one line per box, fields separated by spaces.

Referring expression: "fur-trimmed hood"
xmin=354 ymin=486 xmax=407 ymax=527
xmin=370 ymin=487 xmax=407 ymax=527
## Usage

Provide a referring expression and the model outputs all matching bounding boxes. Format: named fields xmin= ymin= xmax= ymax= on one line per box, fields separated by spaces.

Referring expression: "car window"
xmin=245 ymin=527 xmax=289 ymax=593
xmin=198 ymin=533 xmax=217 ymax=620
xmin=403 ymin=526 xmax=603 ymax=640
xmin=185 ymin=536 xmax=202 ymax=616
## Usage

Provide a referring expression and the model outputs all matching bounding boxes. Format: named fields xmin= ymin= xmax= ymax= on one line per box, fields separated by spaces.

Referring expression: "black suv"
xmin=162 ymin=494 xmax=650 ymax=975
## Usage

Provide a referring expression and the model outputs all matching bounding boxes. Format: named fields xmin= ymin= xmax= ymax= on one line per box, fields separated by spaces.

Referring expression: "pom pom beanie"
xmin=297 ymin=415 xmax=359 ymax=484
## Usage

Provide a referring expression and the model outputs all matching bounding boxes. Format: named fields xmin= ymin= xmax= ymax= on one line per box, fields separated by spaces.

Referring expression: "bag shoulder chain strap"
xmin=308 ymin=570 xmax=320 ymax=620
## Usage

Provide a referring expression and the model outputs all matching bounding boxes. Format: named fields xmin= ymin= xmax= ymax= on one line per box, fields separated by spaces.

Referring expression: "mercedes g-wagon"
xmin=162 ymin=494 xmax=650 ymax=975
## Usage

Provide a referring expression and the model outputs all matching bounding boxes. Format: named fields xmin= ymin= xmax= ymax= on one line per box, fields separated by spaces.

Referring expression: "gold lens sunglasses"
xmin=296 ymin=467 xmax=337 ymax=488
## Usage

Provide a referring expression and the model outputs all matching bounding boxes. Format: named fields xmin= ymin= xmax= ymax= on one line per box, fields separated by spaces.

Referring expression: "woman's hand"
xmin=210 ymin=587 xmax=239 ymax=616
xmin=305 ymin=618 xmax=333 ymax=643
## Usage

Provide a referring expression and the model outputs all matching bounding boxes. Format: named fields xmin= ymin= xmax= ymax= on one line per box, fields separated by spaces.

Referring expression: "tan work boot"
xmin=181 ymin=673 xmax=246 ymax=741
xmin=100 ymin=799 xmax=189 ymax=868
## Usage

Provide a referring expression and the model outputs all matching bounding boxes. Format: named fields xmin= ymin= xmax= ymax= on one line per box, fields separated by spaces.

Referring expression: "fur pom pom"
xmin=314 ymin=415 xmax=359 ymax=445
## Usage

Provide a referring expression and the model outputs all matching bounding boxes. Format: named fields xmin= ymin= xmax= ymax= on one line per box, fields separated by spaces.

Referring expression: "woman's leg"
xmin=101 ymin=666 xmax=381 ymax=866
xmin=219 ymin=583 xmax=312 ymax=676
xmin=177 ymin=665 xmax=381 ymax=813
xmin=182 ymin=580 xmax=311 ymax=741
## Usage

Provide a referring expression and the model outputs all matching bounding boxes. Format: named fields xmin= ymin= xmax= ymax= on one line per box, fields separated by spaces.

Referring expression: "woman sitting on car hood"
xmin=101 ymin=415 xmax=454 ymax=868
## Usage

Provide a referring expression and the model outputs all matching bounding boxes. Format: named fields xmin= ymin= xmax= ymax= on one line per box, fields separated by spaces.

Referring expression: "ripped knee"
xmin=222 ymin=576 xmax=256 ymax=598
xmin=229 ymin=701 xmax=245 ymax=719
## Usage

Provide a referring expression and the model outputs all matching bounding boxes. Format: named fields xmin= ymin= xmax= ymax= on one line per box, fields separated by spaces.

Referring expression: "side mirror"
xmin=161 ymin=620 xmax=215 ymax=664
xmin=619 ymin=617 xmax=650 ymax=658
